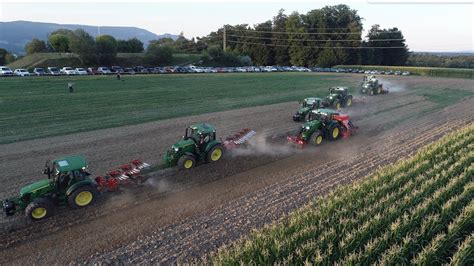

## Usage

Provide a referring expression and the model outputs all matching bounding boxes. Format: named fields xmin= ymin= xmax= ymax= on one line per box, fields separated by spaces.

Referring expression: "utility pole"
xmin=223 ymin=26 xmax=226 ymax=52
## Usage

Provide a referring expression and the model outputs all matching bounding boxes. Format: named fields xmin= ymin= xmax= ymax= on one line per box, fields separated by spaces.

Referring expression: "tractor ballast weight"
xmin=321 ymin=87 xmax=354 ymax=109
xmin=293 ymin=97 xmax=323 ymax=122
xmin=164 ymin=123 xmax=255 ymax=170
xmin=287 ymin=109 xmax=357 ymax=148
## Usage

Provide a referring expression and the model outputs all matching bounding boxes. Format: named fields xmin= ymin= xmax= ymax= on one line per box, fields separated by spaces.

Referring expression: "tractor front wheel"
xmin=68 ymin=185 xmax=98 ymax=209
xmin=369 ymin=90 xmax=374 ymax=96
xmin=207 ymin=145 xmax=224 ymax=163
xmin=178 ymin=155 xmax=196 ymax=170
xmin=377 ymin=86 xmax=382 ymax=94
xmin=345 ymin=96 xmax=353 ymax=107
xmin=311 ymin=130 xmax=324 ymax=146
xmin=25 ymin=198 xmax=54 ymax=221
xmin=335 ymin=101 xmax=342 ymax=109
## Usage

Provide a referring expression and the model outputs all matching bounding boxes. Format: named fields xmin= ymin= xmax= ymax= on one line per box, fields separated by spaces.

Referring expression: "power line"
xmin=227 ymin=40 xmax=407 ymax=49
xmin=227 ymin=29 xmax=362 ymax=35
xmin=227 ymin=34 xmax=404 ymax=42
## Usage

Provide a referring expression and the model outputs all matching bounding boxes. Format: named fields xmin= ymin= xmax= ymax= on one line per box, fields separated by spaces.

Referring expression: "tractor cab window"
xmin=58 ymin=171 xmax=72 ymax=191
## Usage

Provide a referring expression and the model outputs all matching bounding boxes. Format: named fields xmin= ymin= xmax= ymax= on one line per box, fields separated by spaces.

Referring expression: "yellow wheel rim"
xmin=332 ymin=127 xmax=340 ymax=139
xmin=31 ymin=207 xmax=47 ymax=219
xmin=347 ymin=99 xmax=352 ymax=106
xmin=378 ymin=88 xmax=381 ymax=94
xmin=370 ymin=90 xmax=374 ymax=95
xmin=315 ymin=135 xmax=323 ymax=145
xmin=184 ymin=159 xmax=194 ymax=169
xmin=75 ymin=191 xmax=93 ymax=206
xmin=336 ymin=103 xmax=341 ymax=109
xmin=210 ymin=148 xmax=222 ymax=161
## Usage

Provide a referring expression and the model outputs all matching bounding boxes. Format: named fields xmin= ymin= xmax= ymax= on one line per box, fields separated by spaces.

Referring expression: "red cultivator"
xmin=333 ymin=114 xmax=358 ymax=138
xmin=95 ymin=159 xmax=150 ymax=192
xmin=223 ymin=128 xmax=257 ymax=150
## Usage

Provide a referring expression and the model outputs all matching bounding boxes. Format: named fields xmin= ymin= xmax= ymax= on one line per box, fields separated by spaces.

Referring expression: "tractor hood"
xmin=20 ymin=179 xmax=52 ymax=196
xmin=300 ymin=120 xmax=322 ymax=140
xmin=297 ymin=107 xmax=310 ymax=114
xmin=172 ymin=138 xmax=195 ymax=150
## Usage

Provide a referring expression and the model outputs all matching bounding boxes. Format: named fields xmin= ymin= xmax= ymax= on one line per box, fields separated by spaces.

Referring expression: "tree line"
xmin=3 ymin=5 xmax=414 ymax=67
xmin=22 ymin=29 xmax=175 ymax=66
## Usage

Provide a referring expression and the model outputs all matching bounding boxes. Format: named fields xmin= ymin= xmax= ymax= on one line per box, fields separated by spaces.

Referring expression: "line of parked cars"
xmin=0 ymin=65 xmax=410 ymax=77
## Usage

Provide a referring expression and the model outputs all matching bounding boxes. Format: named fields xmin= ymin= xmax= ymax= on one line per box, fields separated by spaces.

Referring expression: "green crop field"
xmin=335 ymin=65 xmax=474 ymax=79
xmin=207 ymin=125 xmax=474 ymax=265
xmin=0 ymin=73 xmax=356 ymax=143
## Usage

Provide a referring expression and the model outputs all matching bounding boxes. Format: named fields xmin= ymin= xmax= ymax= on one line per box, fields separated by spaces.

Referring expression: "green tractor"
xmin=164 ymin=123 xmax=225 ymax=170
xmin=322 ymin=87 xmax=353 ymax=109
xmin=3 ymin=155 xmax=99 ymax=221
xmin=287 ymin=109 xmax=357 ymax=148
xmin=293 ymin=97 xmax=323 ymax=122
xmin=361 ymin=75 xmax=389 ymax=95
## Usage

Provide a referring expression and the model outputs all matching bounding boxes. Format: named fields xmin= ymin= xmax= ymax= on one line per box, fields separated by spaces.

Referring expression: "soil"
xmin=0 ymin=74 xmax=472 ymax=264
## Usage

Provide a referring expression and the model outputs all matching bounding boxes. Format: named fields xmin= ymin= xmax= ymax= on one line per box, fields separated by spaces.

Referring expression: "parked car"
xmin=123 ymin=68 xmax=136 ymax=75
xmin=75 ymin=68 xmax=88 ymax=75
xmin=47 ymin=67 xmax=61 ymax=76
xmin=110 ymin=66 xmax=124 ymax=73
xmin=33 ymin=68 xmax=47 ymax=76
xmin=402 ymin=71 xmax=410 ymax=76
xmin=97 ymin=67 xmax=112 ymax=75
xmin=61 ymin=67 xmax=77 ymax=75
xmin=394 ymin=71 xmax=402 ymax=75
xmin=14 ymin=69 xmax=31 ymax=77
xmin=0 ymin=66 xmax=14 ymax=76
xmin=87 ymin=67 xmax=99 ymax=75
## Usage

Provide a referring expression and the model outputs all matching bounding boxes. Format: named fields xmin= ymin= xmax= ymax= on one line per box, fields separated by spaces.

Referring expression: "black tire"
xmin=344 ymin=95 xmax=353 ymax=107
xmin=328 ymin=123 xmax=342 ymax=141
xmin=68 ymin=185 xmax=99 ymax=209
xmin=207 ymin=144 xmax=224 ymax=163
xmin=25 ymin=198 xmax=54 ymax=221
xmin=311 ymin=130 xmax=324 ymax=146
xmin=178 ymin=155 xmax=196 ymax=170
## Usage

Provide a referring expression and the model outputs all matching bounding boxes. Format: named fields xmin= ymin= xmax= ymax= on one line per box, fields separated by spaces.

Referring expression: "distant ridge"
xmin=0 ymin=20 xmax=179 ymax=54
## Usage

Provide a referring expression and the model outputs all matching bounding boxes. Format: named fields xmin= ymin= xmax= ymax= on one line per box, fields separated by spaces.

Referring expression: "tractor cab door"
xmin=199 ymin=132 xmax=216 ymax=152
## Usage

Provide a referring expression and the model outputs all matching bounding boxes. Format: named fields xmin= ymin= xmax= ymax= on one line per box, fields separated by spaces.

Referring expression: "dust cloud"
xmin=229 ymin=135 xmax=295 ymax=157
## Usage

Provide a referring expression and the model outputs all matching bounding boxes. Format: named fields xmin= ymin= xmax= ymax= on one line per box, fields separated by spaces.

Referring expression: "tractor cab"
xmin=308 ymin=109 xmax=338 ymax=123
xmin=183 ymin=123 xmax=217 ymax=151
xmin=301 ymin=97 xmax=322 ymax=109
xmin=328 ymin=87 xmax=348 ymax=97
xmin=43 ymin=156 xmax=91 ymax=193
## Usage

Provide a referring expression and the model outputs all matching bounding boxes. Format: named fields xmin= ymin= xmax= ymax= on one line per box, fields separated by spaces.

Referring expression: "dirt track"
xmin=0 ymin=74 xmax=473 ymax=264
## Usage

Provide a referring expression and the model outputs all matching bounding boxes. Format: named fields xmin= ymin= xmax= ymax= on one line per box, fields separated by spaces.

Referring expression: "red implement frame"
xmin=95 ymin=160 xmax=150 ymax=192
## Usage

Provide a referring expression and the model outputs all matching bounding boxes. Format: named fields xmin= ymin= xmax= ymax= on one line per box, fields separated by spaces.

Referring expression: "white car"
xmin=47 ymin=67 xmax=61 ymax=76
xmin=402 ymin=71 xmax=411 ymax=76
xmin=61 ymin=67 xmax=77 ymax=75
xmin=0 ymin=66 xmax=14 ymax=76
xmin=75 ymin=68 xmax=88 ymax=75
xmin=97 ymin=67 xmax=112 ymax=74
xmin=14 ymin=69 xmax=31 ymax=77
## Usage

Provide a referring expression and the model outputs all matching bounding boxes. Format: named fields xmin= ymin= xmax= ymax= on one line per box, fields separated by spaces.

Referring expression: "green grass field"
xmin=207 ymin=125 xmax=474 ymax=265
xmin=335 ymin=65 xmax=474 ymax=79
xmin=0 ymin=73 xmax=355 ymax=143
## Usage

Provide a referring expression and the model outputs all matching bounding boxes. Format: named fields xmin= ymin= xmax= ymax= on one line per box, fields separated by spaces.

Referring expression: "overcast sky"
xmin=1 ymin=1 xmax=473 ymax=52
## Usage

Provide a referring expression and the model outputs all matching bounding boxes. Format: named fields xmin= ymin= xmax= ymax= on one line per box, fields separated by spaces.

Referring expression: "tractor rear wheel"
xmin=25 ymin=198 xmax=54 ymax=221
xmin=68 ymin=185 xmax=98 ymax=209
xmin=178 ymin=155 xmax=196 ymax=170
xmin=207 ymin=144 xmax=224 ymax=163
xmin=311 ymin=130 xmax=324 ymax=146
xmin=328 ymin=124 xmax=342 ymax=141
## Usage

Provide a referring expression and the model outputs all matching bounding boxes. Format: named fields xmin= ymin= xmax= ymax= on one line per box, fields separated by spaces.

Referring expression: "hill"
xmin=0 ymin=20 xmax=178 ymax=54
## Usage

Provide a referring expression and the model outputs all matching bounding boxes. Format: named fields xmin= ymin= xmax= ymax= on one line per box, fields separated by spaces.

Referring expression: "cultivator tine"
xmin=223 ymin=128 xmax=257 ymax=149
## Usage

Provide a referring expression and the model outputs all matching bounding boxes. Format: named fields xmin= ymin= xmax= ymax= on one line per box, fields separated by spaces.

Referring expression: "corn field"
xmin=206 ymin=124 xmax=474 ymax=265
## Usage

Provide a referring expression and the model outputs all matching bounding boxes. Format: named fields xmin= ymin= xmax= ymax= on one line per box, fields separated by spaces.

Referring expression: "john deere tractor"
xmin=164 ymin=123 xmax=224 ymax=170
xmin=287 ymin=108 xmax=357 ymax=147
xmin=361 ymin=75 xmax=388 ymax=95
xmin=293 ymin=97 xmax=323 ymax=122
xmin=322 ymin=87 xmax=353 ymax=109
xmin=3 ymin=155 xmax=99 ymax=221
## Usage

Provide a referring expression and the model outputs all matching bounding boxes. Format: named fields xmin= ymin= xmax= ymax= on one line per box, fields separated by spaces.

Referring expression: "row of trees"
xmin=407 ymin=53 xmax=473 ymax=69
xmin=197 ymin=5 xmax=409 ymax=67
xmin=16 ymin=5 xmax=410 ymax=67
xmin=23 ymin=29 xmax=174 ymax=65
